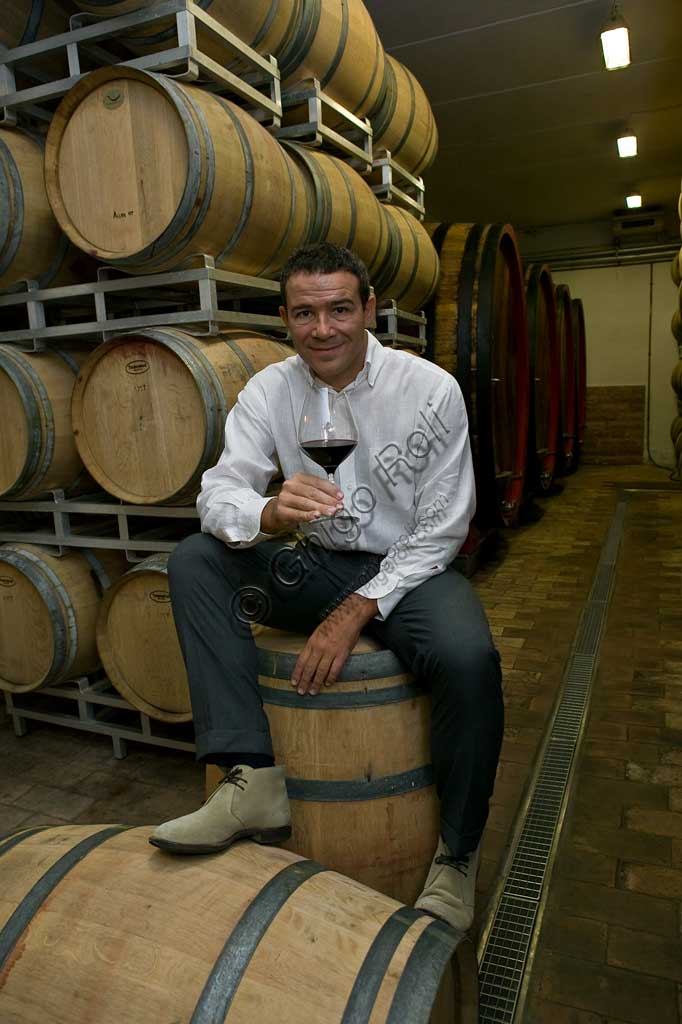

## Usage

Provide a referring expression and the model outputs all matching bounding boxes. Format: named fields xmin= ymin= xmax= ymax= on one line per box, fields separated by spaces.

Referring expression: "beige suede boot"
xmin=414 ymin=836 xmax=480 ymax=932
xmin=149 ymin=765 xmax=291 ymax=854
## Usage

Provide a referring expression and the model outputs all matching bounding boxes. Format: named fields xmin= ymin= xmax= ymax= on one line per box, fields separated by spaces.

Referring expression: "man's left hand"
xmin=292 ymin=595 xmax=379 ymax=696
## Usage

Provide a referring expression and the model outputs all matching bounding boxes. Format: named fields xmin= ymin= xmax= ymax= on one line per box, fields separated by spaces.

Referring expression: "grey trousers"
xmin=168 ymin=532 xmax=504 ymax=858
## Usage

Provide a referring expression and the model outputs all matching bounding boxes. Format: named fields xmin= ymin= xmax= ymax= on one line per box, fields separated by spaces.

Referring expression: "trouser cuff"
xmin=194 ymin=728 xmax=275 ymax=763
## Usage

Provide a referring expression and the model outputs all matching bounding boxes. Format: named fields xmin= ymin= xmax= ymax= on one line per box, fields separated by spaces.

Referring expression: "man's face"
xmin=279 ymin=271 xmax=376 ymax=391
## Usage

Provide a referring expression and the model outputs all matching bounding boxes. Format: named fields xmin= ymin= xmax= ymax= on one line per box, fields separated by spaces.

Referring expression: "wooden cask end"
xmin=370 ymin=54 xmax=439 ymax=176
xmin=0 ymin=544 xmax=126 ymax=692
xmin=375 ymin=205 xmax=440 ymax=314
xmin=524 ymin=264 xmax=560 ymax=492
xmin=96 ymin=554 xmax=189 ymax=722
xmin=45 ymin=67 xmax=309 ymax=276
xmin=284 ymin=142 xmax=389 ymax=279
xmin=205 ymin=625 xmax=440 ymax=908
xmin=0 ymin=825 xmax=479 ymax=1024
xmin=0 ymin=346 xmax=89 ymax=499
xmin=572 ymin=297 xmax=587 ymax=465
xmin=71 ymin=328 xmax=291 ymax=505
xmin=555 ymin=284 xmax=576 ymax=474
xmin=427 ymin=222 xmax=530 ymax=527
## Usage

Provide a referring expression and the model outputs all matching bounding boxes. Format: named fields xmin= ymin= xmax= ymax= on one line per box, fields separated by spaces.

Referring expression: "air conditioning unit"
xmin=612 ymin=206 xmax=664 ymax=243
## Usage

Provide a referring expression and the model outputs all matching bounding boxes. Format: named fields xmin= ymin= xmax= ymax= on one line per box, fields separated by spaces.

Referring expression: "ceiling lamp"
xmin=601 ymin=2 xmax=630 ymax=70
xmin=626 ymin=193 xmax=642 ymax=209
xmin=617 ymin=134 xmax=637 ymax=158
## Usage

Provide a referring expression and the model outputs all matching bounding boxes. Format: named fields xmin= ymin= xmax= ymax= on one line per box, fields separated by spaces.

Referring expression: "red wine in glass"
xmin=298 ymin=387 xmax=359 ymax=525
xmin=300 ymin=438 xmax=358 ymax=473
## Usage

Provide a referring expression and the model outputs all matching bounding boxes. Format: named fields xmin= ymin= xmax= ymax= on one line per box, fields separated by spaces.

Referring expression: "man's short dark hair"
xmin=279 ymin=242 xmax=371 ymax=307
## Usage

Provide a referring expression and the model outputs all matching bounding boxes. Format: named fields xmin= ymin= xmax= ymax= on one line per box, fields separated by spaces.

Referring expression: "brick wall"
xmin=582 ymin=386 xmax=646 ymax=464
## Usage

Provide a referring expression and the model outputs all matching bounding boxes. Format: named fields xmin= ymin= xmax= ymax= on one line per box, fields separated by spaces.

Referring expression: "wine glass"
xmin=298 ymin=386 xmax=359 ymax=526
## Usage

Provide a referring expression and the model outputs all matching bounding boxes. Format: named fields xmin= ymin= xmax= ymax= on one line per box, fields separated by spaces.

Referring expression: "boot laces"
xmin=218 ymin=766 xmax=248 ymax=792
xmin=435 ymin=852 xmax=470 ymax=876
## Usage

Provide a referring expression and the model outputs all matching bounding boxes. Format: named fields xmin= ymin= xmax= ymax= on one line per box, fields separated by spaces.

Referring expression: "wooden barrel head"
xmin=54 ymin=75 xmax=189 ymax=260
xmin=0 ymin=551 xmax=54 ymax=688
xmin=0 ymin=357 xmax=30 ymax=495
xmin=97 ymin=555 xmax=190 ymax=721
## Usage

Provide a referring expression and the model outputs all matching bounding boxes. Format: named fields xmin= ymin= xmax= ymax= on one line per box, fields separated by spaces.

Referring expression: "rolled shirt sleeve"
xmin=197 ymin=379 xmax=279 ymax=548
xmin=354 ymin=376 xmax=476 ymax=620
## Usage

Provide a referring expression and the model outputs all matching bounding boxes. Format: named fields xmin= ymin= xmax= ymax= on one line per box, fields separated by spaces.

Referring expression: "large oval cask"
xmin=572 ymin=297 xmax=587 ymax=466
xmin=45 ymin=67 xmax=309 ymax=276
xmin=72 ymin=328 xmax=291 ymax=505
xmin=555 ymin=284 xmax=576 ymax=474
xmin=427 ymin=222 xmax=529 ymax=527
xmin=0 ymin=544 xmax=126 ymax=692
xmin=0 ymin=825 xmax=479 ymax=1023
xmin=524 ymin=264 xmax=560 ymax=492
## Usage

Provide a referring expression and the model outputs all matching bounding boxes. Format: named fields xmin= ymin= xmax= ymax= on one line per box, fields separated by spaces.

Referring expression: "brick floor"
xmin=1 ymin=464 xmax=681 ymax=1022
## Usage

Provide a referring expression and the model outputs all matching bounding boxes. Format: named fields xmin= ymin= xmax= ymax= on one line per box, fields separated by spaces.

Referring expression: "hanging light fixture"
xmin=617 ymin=134 xmax=637 ymax=158
xmin=626 ymin=193 xmax=642 ymax=209
xmin=601 ymin=2 xmax=630 ymax=70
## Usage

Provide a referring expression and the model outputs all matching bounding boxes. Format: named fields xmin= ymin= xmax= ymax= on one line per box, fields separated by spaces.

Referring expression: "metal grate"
xmin=478 ymin=500 xmax=628 ymax=1022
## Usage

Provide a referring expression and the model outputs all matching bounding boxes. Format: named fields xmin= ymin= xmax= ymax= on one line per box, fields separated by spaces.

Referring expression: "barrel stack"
xmin=0 ymin=5 xmax=484 ymax=1021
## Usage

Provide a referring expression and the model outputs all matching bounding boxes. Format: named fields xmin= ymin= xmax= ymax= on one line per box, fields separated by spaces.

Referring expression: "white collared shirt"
xmin=197 ymin=332 xmax=476 ymax=620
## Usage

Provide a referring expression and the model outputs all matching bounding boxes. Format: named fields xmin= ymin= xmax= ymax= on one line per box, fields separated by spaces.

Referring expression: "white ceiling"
xmin=364 ymin=0 xmax=682 ymax=237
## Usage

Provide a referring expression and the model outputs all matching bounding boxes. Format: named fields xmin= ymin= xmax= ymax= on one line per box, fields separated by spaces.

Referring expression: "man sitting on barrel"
xmin=151 ymin=242 xmax=504 ymax=933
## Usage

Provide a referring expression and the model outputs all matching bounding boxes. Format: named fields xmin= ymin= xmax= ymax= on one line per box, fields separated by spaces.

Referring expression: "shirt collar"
xmin=296 ymin=331 xmax=386 ymax=390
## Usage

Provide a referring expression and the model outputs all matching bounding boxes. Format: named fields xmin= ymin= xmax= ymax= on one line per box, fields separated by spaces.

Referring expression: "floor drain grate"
xmin=477 ymin=499 xmax=628 ymax=1022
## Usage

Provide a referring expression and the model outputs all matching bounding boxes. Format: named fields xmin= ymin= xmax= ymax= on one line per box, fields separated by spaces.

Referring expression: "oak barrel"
xmin=45 ymin=66 xmax=309 ymax=276
xmin=555 ymin=284 xmax=576 ymax=474
xmin=0 ymin=346 xmax=87 ymax=499
xmin=0 ymin=544 xmax=126 ymax=692
xmin=284 ymin=142 xmax=389 ymax=279
xmin=0 ymin=824 xmax=479 ymax=1023
xmin=572 ymin=297 xmax=587 ymax=466
xmin=524 ymin=264 xmax=560 ymax=492
xmin=70 ymin=0 xmax=301 ymax=77
xmin=0 ymin=127 xmax=92 ymax=290
xmin=72 ymin=329 xmax=291 ymax=505
xmin=370 ymin=54 xmax=439 ymax=176
xmin=3 ymin=0 xmax=71 ymax=48
xmin=426 ymin=223 xmax=530 ymax=527
xmin=375 ymin=205 xmax=440 ymax=314
xmin=204 ymin=625 xmax=438 ymax=907
xmin=277 ymin=0 xmax=386 ymax=120
xmin=671 ymin=250 xmax=682 ymax=287
xmin=96 ymin=554 xmax=190 ymax=722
